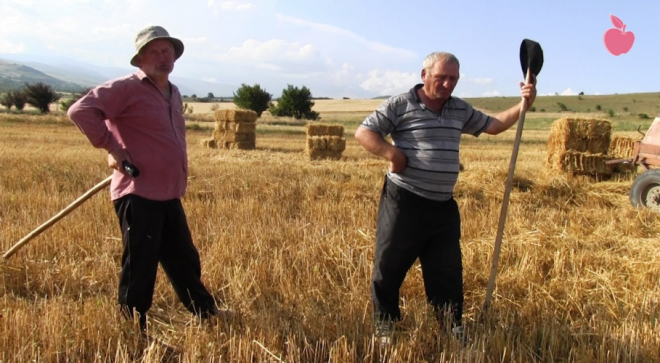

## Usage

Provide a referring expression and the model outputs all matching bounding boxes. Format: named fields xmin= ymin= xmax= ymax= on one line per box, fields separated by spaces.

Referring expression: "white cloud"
xmin=0 ymin=39 xmax=25 ymax=53
xmin=359 ymin=69 xmax=417 ymax=96
xmin=53 ymin=0 xmax=90 ymax=5
xmin=327 ymin=63 xmax=354 ymax=83
xmin=220 ymin=39 xmax=321 ymax=66
xmin=4 ymin=0 xmax=33 ymax=5
xmin=208 ymin=0 xmax=253 ymax=11
xmin=204 ymin=77 xmax=218 ymax=83
xmin=181 ymin=37 xmax=208 ymax=44
xmin=92 ymin=24 xmax=132 ymax=38
xmin=459 ymin=73 xmax=494 ymax=86
xmin=560 ymin=87 xmax=578 ymax=96
xmin=276 ymin=14 xmax=416 ymax=61
xmin=0 ymin=6 xmax=28 ymax=35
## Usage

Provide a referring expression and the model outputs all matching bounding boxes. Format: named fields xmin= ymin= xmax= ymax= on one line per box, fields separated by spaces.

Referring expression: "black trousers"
xmin=113 ymin=194 xmax=216 ymax=321
xmin=371 ymin=176 xmax=463 ymax=325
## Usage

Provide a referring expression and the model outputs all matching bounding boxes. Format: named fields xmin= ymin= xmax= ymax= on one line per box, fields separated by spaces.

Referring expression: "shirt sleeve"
xmin=360 ymin=99 xmax=398 ymax=137
xmin=67 ymin=80 xmax=128 ymax=153
xmin=462 ymin=102 xmax=492 ymax=137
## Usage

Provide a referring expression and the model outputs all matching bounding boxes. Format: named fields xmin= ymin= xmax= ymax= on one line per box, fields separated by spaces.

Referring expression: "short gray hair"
xmin=423 ymin=52 xmax=460 ymax=74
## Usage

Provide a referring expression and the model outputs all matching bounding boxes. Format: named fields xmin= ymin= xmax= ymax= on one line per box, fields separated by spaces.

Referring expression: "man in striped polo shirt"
xmin=355 ymin=52 xmax=536 ymax=341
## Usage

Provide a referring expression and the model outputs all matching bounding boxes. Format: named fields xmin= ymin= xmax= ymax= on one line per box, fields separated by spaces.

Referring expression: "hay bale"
xmin=307 ymin=124 xmax=327 ymax=136
xmin=209 ymin=110 xmax=258 ymax=150
xmin=217 ymin=121 xmax=257 ymax=134
xmin=201 ymin=138 xmax=217 ymax=149
xmin=306 ymin=136 xmax=327 ymax=150
xmin=213 ymin=129 xmax=256 ymax=143
xmin=558 ymin=151 xmax=613 ymax=175
xmin=547 ymin=117 xmax=612 ymax=172
xmin=307 ymin=149 xmax=342 ymax=160
xmin=304 ymin=123 xmax=346 ymax=160
xmin=608 ymin=136 xmax=636 ymax=159
xmin=547 ymin=117 xmax=611 ymax=156
xmin=305 ymin=136 xmax=345 ymax=159
xmin=307 ymin=123 xmax=344 ymax=137
xmin=326 ymin=136 xmax=346 ymax=152
xmin=231 ymin=141 xmax=256 ymax=150
xmin=305 ymin=136 xmax=343 ymax=149
xmin=214 ymin=109 xmax=258 ymax=123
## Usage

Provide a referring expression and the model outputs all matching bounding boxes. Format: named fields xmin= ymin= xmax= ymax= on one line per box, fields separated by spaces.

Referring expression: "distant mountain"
xmin=19 ymin=60 xmax=109 ymax=88
xmin=0 ymin=55 xmax=238 ymax=97
xmin=0 ymin=59 xmax=85 ymax=93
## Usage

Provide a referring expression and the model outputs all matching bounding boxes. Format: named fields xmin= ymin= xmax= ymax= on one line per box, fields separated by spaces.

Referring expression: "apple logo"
xmin=604 ymin=14 xmax=634 ymax=56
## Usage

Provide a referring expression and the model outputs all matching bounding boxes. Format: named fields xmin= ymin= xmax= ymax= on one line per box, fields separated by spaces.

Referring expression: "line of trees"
xmin=1 ymin=81 xmax=322 ymax=119
xmin=0 ymin=82 xmax=62 ymax=114
xmin=233 ymin=83 xmax=319 ymax=120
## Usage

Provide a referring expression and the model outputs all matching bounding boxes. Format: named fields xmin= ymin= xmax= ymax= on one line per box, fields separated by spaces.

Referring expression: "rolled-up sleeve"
xmin=361 ymin=99 xmax=397 ymax=137
xmin=461 ymin=103 xmax=492 ymax=137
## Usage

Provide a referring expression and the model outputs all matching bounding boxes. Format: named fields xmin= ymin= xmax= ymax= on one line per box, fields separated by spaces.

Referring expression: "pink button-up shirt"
xmin=68 ymin=70 xmax=188 ymax=201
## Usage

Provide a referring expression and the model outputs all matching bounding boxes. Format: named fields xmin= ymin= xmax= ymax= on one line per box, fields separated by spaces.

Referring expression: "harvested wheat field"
xmin=0 ymin=109 xmax=659 ymax=362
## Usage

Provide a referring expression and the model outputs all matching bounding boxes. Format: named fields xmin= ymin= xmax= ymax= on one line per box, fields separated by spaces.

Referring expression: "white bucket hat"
xmin=130 ymin=25 xmax=184 ymax=67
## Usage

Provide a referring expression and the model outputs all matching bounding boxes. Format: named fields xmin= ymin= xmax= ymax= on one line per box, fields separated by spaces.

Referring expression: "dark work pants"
xmin=371 ymin=176 xmax=463 ymax=326
xmin=113 ymin=194 xmax=216 ymax=324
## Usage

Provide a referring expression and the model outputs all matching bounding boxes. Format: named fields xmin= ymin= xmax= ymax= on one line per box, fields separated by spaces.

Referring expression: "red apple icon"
xmin=604 ymin=14 xmax=634 ymax=56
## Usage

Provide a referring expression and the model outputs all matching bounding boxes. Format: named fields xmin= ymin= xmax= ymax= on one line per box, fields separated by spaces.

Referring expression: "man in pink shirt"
xmin=68 ymin=25 xmax=224 ymax=333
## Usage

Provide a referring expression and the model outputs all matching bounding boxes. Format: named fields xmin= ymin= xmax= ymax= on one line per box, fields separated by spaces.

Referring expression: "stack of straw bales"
xmin=306 ymin=124 xmax=346 ymax=160
xmin=546 ymin=117 xmax=613 ymax=175
xmin=608 ymin=136 xmax=638 ymax=173
xmin=202 ymin=109 xmax=257 ymax=150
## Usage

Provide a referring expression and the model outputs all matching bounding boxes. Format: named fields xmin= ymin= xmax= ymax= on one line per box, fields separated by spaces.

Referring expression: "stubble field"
xmin=1 ymin=97 xmax=659 ymax=362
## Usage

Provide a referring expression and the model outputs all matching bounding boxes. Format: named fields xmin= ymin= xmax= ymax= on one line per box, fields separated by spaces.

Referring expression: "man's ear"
xmin=421 ymin=69 xmax=427 ymax=81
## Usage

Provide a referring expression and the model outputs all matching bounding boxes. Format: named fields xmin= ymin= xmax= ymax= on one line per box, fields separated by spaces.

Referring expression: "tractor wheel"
xmin=630 ymin=169 xmax=660 ymax=211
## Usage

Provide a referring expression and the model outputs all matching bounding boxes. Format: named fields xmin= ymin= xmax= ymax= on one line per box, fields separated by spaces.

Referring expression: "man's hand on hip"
xmin=108 ymin=149 xmax=132 ymax=171
xmin=388 ymin=148 xmax=407 ymax=173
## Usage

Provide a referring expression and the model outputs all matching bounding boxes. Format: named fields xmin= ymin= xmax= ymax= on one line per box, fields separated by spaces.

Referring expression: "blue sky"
xmin=0 ymin=0 xmax=657 ymax=99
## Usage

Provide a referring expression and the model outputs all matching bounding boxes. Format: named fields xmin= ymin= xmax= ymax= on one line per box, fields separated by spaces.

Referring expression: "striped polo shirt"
xmin=361 ymin=84 xmax=492 ymax=201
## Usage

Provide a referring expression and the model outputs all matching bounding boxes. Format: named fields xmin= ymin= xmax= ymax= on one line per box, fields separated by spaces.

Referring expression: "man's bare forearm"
xmin=355 ymin=126 xmax=397 ymax=160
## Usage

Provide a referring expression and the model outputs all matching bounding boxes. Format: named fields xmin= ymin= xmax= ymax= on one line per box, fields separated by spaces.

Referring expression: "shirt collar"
xmin=410 ymin=83 xmax=453 ymax=104
xmin=135 ymin=69 xmax=148 ymax=81
xmin=135 ymin=69 xmax=174 ymax=96
xmin=410 ymin=84 xmax=424 ymax=103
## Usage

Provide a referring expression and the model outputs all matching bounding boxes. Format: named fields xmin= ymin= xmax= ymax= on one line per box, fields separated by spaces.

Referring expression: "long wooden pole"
xmin=3 ymin=175 xmax=113 ymax=260
xmin=483 ymin=68 xmax=532 ymax=310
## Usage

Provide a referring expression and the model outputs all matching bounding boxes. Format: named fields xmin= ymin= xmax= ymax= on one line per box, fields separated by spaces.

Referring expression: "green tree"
xmin=0 ymin=92 xmax=14 ymax=110
xmin=60 ymin=88 xmax=91 ymax=112
xmin=557 ymin=102 xmax=568 ymax=111
xmin=208 ymin=92 xmax=214 ymax=99
xmin=233 ymin=83 xmax=272 ymax=117
xmin=11 ymin=90 xmax=27 ymax=111
xmin=0 ymin=90 xmax=26 ymax=111
xmin=269 ymin=84 xmax=319 ymax=120
xmin=24 ymin=82 xmax=61 ymax=113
